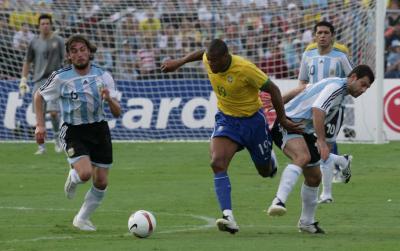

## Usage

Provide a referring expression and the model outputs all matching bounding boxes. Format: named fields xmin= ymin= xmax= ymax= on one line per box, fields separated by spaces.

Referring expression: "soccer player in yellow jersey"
xmin=161 ymin=39 xmax=301 ymax=234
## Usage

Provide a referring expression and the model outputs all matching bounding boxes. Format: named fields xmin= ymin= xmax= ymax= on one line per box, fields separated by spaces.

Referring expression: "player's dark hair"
xmin=38 ymin=13 xmax=52 ymax=25
xmin=314 ymin=21 xmax=335 ymax=34
xmin=208 ymin=39 xmax=229 ymax=56
xmin=348 ymin=64 xmax=375 ymax=84
xmin=65 ymin=34 xmax=97 ymax=60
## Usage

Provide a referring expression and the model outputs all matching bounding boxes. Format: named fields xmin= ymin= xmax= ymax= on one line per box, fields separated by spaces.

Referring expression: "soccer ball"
xmin=128 ymin=210 xmax=157 ymax=238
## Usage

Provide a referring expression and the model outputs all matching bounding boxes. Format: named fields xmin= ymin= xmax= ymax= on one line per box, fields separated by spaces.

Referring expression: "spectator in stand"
xmin=137 ymin=37 xmax=157 ymax=79
xmin=385 ymin=39 xmax=400 ymax=78
xmin=0 ymin=14 xmax=18 ymax=79
xmin=139 ymin=10 xmax=161 ymax=37
xmin=117 ymin=40 xmax=139 ymax=80
xmin=260 ymin=43 xmax=288 ymax=79
xmin=120 ymin=14 xmax=141 ymax=52
xmin=13 ymin=22 xmax=34 ymax=52
xmin=224 ymin=1 xmax=242 ymax=25
xmin=159 ymin=1 xmax=181 ymax=25
xmin=286 ymin=3 xmax=303 ymax=31
xmin=224 ymin=22 xmax=243 ymax=55
xmin=158 ymin=23 xmax=182 ymax=62
xmin=282 ymin=29 xmax=301 ymax=79
xmin=386 ymin=23 xmax=400 ymax=52
xmin=94 ymin=41 xmax=113 ymax=73
xmin=77 ymin=0 xmax=100 ymax=37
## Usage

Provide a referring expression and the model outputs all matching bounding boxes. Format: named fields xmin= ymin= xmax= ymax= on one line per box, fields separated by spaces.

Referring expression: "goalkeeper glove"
xmin=19 ymin=77 xmax=30 ymax=97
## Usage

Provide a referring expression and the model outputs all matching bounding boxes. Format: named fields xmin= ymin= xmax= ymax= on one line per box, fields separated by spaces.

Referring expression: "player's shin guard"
xmin=214 ymin=171 xmax=232 ymax=211
xmin=76 ymin=185 xmax=106 ymax=221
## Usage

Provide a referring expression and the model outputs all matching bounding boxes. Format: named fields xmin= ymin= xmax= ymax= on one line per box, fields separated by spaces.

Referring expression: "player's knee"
xmin=79 ymin=172 xmax=91 ymax=182
xmin=294 ymin=153 xmax=311 ymax=167
xmin=93 ymin=179 xmax=108 ymax=190
xmin=210 ymin=157 xmax=228 ymax=173
xmin=304 ymin=172 xmax=321 ymax=186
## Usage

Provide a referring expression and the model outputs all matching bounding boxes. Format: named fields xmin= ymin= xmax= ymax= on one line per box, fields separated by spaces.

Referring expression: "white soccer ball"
xmin=128 ymin=210 xmax=157 ymax=238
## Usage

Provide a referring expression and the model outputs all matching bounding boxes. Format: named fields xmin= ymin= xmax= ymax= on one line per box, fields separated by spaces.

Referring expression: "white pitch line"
xmin=0 ymin=206 xmax=216 ymax=244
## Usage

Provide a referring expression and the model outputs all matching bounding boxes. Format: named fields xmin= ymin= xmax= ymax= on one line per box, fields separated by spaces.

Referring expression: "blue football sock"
xmin=331 ymin=142 xmax=338 ymax=154
xmin=214 ymin=171 xmax=232 ymax=211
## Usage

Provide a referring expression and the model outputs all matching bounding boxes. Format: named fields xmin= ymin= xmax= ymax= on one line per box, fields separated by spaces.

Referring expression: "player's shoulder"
xmin=304 ymin=42 xmax=349 ymax=55
xmin=92 ymin=63 xmax=115 ymax=80
xmin=332 ymin=42 xmax=349 ymax=55
xmin=91 ymin=63 xmax=109 ymax=74
xmin=53 ymin=65 xmax=73 ymax=77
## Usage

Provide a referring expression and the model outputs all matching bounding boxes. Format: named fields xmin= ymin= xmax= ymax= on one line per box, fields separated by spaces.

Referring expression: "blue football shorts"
xmin=211 ymin=109 xmax=273 ymax=166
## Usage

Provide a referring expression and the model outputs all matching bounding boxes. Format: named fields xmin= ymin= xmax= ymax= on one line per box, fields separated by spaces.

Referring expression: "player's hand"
xmin=35 ymin=124 xmax=46 ymax=144
xmin=101 ymin=88 xmax=110 ymax=101
xmin=279 ymin=118 xmax=303 ymax=134
xmin=161 ymin=59 xmax=183 ymax=73
xmin=316 ymin=139 xmax=330 ymax=161
xmin=19 ymin=77 xmax=30 ymax=97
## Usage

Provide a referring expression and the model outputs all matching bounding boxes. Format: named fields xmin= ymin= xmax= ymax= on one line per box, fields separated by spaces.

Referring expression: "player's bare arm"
xmin=312 ymin=107 xmax=329 ymax=161
xmin=282 ymin=80 xmax=308 ymax=104
xmin=33 ymin=91 xmax=46 ymax=142
xmin=101 ymin=88 xmax=121 ymax=118
xmin=161 ymin=50 xmax=204 ymax=72
xmin=260 ymin=79 xmax=303 ymax=133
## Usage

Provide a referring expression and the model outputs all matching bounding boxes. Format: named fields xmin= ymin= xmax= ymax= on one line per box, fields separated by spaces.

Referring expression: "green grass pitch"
xmin=0 ymin=142 xmax=399 ymax=251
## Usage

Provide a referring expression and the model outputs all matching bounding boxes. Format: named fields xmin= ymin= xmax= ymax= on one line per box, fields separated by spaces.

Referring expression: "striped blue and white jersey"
xmin=298 ymin=47 xmax=352 ymax=84
xmin=285 ymin=77 xmax=348 ymax=134
xmin=39 ymin=64 xmax=117 ymax=125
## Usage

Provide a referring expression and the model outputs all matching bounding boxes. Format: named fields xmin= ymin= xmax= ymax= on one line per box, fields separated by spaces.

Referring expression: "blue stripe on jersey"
xmin=323 ymin=57 xmax=331 ymax=79
xmin=74 ymin=79 xmax=89 ymax=124
xmin=312 ymin=57 xmax=319 ymax=84
xmin=89 ymin=76 xmax=101 ymax=122
xmin=61 ymin=91 xmax=71 ymax=124
xmin=335 ymin=61 xmax=341 ymax=77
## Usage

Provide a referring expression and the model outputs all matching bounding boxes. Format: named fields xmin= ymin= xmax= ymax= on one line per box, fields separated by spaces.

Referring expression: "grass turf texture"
xmin=0 ymin=142 xmax=399 ymax=251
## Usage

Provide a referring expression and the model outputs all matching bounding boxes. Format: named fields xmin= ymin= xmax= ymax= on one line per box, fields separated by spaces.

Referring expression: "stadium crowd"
xmin=0 ymin=0 xmax=396 ymax=80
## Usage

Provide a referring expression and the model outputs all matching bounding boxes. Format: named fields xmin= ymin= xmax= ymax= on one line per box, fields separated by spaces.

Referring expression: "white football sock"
xmin=299 ymin=183 xmax=319 ymax=225
xmin=70 ymin=168 xmax=82 ymax=184
xmin=223 ymin=209 xmax=234 ymax=220
xmin=275 ymin=164 xmax=302 ymax=203
xmin=76 ymin=185 xmax=105 ymax=220
xmin=320 ymin=161 xmax=334 ymax=199
xmin=329 ymin=153 xmax=348 ymax=169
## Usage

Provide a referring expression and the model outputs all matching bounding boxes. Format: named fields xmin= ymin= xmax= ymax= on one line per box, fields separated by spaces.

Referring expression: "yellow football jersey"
xmin=202 ymin=53 xmax=269 ymax=117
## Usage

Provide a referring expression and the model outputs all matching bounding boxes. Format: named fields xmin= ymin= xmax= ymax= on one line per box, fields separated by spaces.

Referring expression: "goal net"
xmin=0 ymin=0 xmax=377 ymax=141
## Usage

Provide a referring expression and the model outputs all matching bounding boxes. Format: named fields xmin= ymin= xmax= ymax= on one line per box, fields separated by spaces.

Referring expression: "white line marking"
xmin=0 ymin=206 xmax=216 ymax=243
